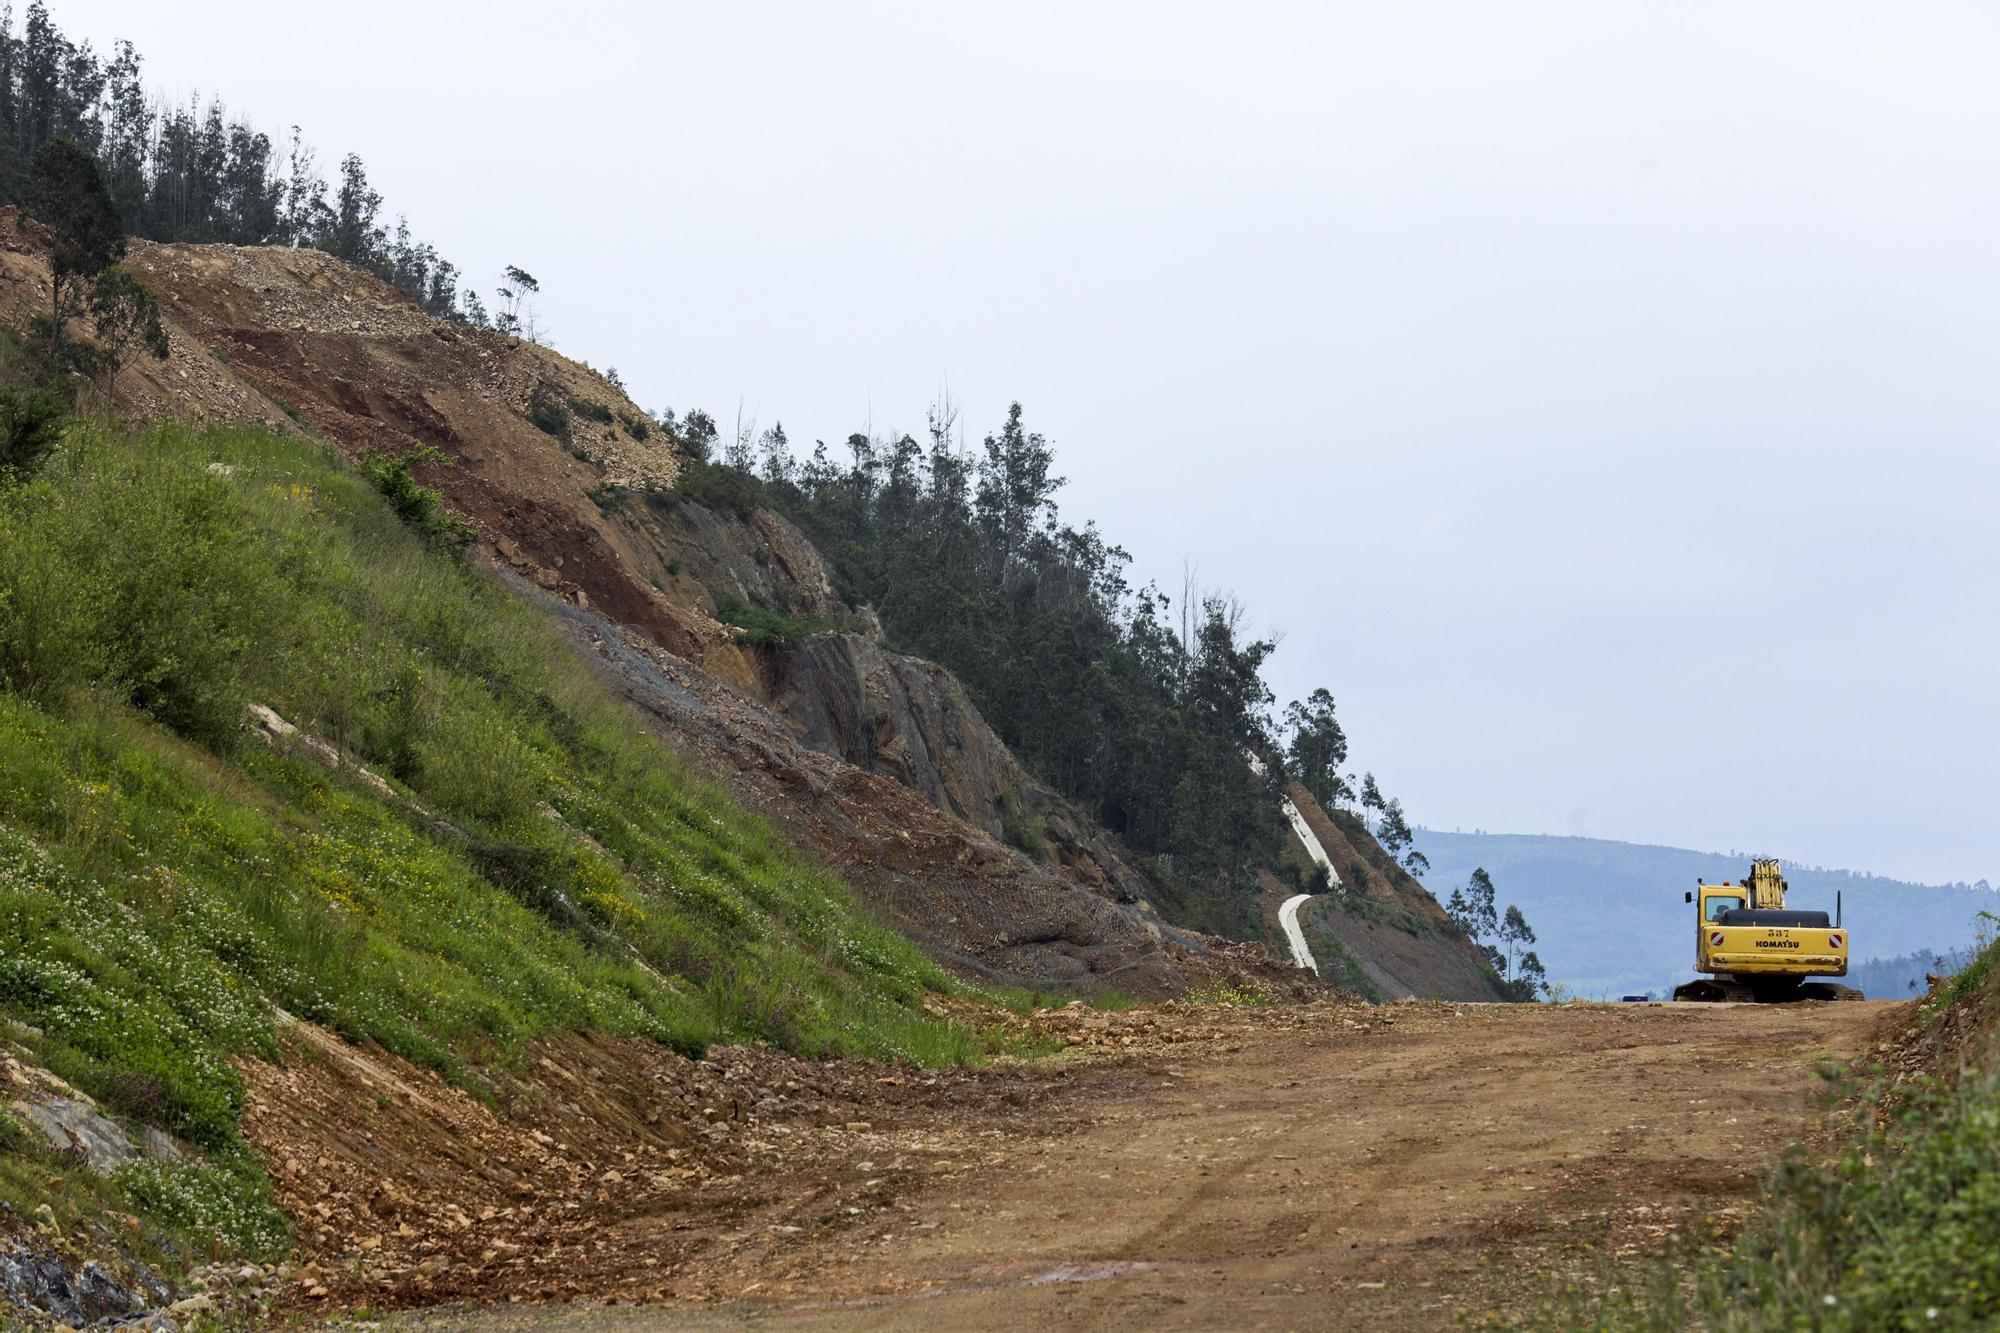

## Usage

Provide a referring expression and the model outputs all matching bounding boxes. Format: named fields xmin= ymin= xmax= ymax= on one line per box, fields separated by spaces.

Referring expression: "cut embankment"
xmin=0 ymin=421 xmax=979 ymax=1312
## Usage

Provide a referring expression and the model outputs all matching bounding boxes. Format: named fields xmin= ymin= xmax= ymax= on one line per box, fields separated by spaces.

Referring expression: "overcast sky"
xmin=63 ymin=2 xmax=1999 ymax=884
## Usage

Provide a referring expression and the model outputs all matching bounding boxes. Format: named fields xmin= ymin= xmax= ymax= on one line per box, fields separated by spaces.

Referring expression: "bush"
xmin=0 ymin=430 xmax=268 ymax=744
xmin=527 ymin=383 xmax=571 ymax=443
xmin=670 ymin=458 xmax=766 ymax=520
xmin=572 ymin=398 xmax=613 ymax=425
xmin=713 ymin=597 xmax=835 ymax=646
xmin=362 ymin=446 xmax=475 ymax=550
xmin=999 ymin=789 xmax=1049 ymax=861
xmin=0 ymin=384 xmax=67 ymax=479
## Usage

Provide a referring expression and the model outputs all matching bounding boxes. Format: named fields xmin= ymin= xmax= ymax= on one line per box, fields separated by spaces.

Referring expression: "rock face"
xmin=537 ymin=587 xmax=1311 ymax=996
xmin=0 ymin=1244 xmax=154 ymax=1327
xmin=628 ymin=495 xmax=855 ymax=630
xmin=1 ymin=1045 xmax=186 ymax=1173
xmin=760 ymin=637 xmax=1012 ymax=832
xmin=616 ymin=493 xmax=1165 ymax=909
xmin=756 ymin=635 xmax=1161 ymax=906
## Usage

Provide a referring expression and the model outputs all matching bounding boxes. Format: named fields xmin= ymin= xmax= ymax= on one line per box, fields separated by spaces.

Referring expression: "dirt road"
xmin=331 ymin=999 xmax=1891 ymax=1332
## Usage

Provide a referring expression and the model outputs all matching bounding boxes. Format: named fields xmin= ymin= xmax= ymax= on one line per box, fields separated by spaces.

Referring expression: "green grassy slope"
xmin=0 ymin=420 xmax=972 ymax=1259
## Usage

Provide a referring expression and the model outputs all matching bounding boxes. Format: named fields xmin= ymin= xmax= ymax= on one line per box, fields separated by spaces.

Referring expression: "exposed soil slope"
xmin=120 ymin=231 xmax=713 ymax=665
xmin=35 ymin=216 xmax=1305 ymax=996
xmin=1275 ymin=783 xmax=1504 ymax=1002
xmin=297 ymin=999 xmax=1894 ymax=1331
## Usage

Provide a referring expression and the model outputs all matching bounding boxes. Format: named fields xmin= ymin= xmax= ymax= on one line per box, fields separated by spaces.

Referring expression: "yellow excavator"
xmin=1672 ymin=858 xmax=1863 ymax=1002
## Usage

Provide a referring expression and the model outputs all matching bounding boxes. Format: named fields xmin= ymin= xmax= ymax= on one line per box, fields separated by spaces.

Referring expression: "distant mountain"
xmin=1412 ymin=829 xmax=1994 ymax=999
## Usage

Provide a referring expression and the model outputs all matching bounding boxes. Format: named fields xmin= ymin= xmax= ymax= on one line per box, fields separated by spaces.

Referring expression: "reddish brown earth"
xmin=86 ymin=216 xmax=1333 ymax=997
xmin=276 ymin=999 xmax=1896 ymax=1332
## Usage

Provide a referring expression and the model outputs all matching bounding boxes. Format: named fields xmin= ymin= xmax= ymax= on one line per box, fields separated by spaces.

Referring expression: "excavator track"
xmin=1673 ymin=978 xmax=1864 ymax=1003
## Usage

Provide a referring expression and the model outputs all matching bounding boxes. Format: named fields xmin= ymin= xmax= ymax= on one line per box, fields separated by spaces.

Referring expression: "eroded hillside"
xmin=53 ymin=212 xmax=1315 ymax=998
xmin=1275 ymin=782 xmax=1502 ymax=1002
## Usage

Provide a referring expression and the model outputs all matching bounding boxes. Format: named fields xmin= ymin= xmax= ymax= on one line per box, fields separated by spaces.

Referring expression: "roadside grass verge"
xmin=1513 ymin=937 xmax=2000 ymax=1331
xmin=0 ymin=419 xmax=979 ymax=1260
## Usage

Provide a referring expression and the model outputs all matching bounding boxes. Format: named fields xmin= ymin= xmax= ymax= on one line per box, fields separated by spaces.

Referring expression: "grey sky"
xmin=65 ymin=2 xmax=1999 ymax=884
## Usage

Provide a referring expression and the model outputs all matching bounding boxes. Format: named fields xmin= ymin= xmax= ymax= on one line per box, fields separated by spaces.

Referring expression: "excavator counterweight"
xmin=1671 ymin=858 xmax=1863 ymax=1002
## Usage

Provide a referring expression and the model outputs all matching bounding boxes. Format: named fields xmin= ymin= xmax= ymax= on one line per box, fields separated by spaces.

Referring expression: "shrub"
xmin=998 ymin=790 xmax=1049 ymax=862
xmin=571 ymin=398 xmax=614 ymax=425
xmin=362 ymin=445 xmax=475 ymax=550
xmin=0 ymin=431 xmax=268 ymax=744
xmin=713 ymin=597 xmax=835 ymax=646
xmin=670 ymin=458 xmax=766 ymax=519
xmin=0 ymin=384 xmax=67 ymax=479
xmin=527 ymin=383 xmax=571 ymax=442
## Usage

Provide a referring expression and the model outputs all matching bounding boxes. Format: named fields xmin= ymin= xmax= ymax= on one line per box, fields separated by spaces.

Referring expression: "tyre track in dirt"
xmin=335 ymin=999 xmax=1894 ymax=1332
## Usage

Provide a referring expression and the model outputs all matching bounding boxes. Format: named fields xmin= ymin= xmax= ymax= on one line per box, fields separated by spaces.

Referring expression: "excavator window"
xmin=1703 ymin=894 xmax=1745 ymax=923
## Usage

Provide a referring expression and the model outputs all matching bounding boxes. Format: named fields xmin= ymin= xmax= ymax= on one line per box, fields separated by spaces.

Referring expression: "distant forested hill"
xmin=1843 ymin=947 xmax=1979 ymax=1002
xmin=1412 ymin=830 xmax=1993 ymax=999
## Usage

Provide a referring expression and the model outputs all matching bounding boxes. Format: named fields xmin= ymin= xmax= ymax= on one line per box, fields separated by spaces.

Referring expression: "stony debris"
xmin=239 ymin=1000 xmax=1367 ymax=1318
xmin=252 ymin=999 xmax=1897 ymax=1329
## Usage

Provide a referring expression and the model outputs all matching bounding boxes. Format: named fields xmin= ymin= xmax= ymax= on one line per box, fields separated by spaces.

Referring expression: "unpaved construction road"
xmin=319 ymin=1000 xmax=1892 ymax=1333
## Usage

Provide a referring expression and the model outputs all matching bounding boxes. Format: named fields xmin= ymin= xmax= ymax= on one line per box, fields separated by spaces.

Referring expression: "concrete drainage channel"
xmin=1279 ymin=893 xmax=1319 ymax=973
xmin=1276 ymin=793 xmax=1342 ymax=975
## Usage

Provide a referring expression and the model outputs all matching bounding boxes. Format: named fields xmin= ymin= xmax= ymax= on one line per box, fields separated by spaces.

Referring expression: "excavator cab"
xmin=1698 ymin=891 xmax=1745 ymax=923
